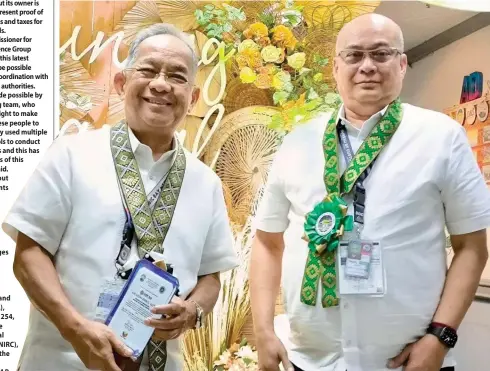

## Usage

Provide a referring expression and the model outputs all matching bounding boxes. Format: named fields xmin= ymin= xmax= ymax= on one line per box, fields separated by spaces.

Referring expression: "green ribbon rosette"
xmin=300 ymin=194 xmax=353 ymax=307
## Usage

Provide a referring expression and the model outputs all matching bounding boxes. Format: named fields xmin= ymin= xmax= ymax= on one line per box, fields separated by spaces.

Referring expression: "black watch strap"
xmin=427 ymin=323 xmax=458 ymax=348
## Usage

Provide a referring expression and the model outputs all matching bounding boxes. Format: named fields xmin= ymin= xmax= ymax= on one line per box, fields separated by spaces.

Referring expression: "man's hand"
xmin=144 ymin=296 xmax=196 ymax=341
xmin=65 ymin=318 xmax=133 ymax=371
xmin=256 ymin=332 xmax=294 ymax=371
xmin=387 ymin=334 xmax=448 ymax=371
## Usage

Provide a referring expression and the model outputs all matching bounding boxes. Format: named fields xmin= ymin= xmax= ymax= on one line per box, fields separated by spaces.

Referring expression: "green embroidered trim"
xmin=110 ymin=121 xmax=186 ymax=257
xmin=301 ymin=99 xmax=403 ymax=308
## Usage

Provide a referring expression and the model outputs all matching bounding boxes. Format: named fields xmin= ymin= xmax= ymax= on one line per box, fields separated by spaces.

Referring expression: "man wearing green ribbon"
xmin=3 ymin=24 xmax=238 ymax=371
xmin=250 ymin=13 xmax=490 ymax=371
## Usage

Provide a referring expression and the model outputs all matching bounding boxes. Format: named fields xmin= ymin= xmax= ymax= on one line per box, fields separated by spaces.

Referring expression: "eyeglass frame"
xmin=124 ymin=67 xmax=194 ymax=88
xmin=336 ymin=47 xmax=403 ymax=65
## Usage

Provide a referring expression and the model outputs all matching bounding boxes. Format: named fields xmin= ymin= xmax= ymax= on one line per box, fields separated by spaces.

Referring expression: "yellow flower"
xmin=254 ymin=73 xmax=273 ymax=89
xmin=244 ymin=22 xmax=269 ymax=39
xmin=238 ymin=39 xmax=259 ymax=53
xmin=313 ymin=72 xmax=324 ymax=82
xmin=246 ymin=49 xmax=263 ymax=69
xmin=240 ymin=67 xmax=257 ymax=83
xmin=261 ymin=45 xmax=283 ymax=63
xmin=272 ymin=25 xmax=298 ymax=49
xmin=287 ymin=52 xmax=306 ymax=70
xmin=272 ymin=70 xmax=291 ymax=90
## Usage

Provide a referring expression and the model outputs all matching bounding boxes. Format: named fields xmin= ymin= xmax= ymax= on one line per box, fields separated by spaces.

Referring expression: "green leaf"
xmin=223 ymin=23 xmax=232 ymax=32
xmin=307 ymin=88 xmax=319 ymax=100
xmin=298 ymin=68 xmax=312 ymax=78
xmin=204 ymin=4 xmax=215 ymax=11
xmin=258 ymin=12 xmax=275 ymax=29
xmin=313 ymin=54 xmax=329 ymax=67
xmin=273 ymin=91 xmax=290 ymax=105
xmin=285 ymin=14 xmax=299 ymax=25
xmin=223 ymin=3 xmax=246 ymax=21
xmin=214 ymin=9 xmax=225 ymax=17
xmin=283 ymin=81 xmax=294 ymax=93
xmin=324 ymin=92 xmax=341 ymax=105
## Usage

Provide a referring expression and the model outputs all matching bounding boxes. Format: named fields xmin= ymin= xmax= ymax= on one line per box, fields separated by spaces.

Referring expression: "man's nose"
xmin=149 ymin=74 xmax=172 ymax=93
xmin=358 ymin=55 xmax=377 ymax=74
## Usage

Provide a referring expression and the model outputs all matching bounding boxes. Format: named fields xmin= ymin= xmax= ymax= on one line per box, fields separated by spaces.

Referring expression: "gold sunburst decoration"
xmin=157 ymin=0 xmax=201 ymax=32
xmin=113 ymin=0 xmax=162 ymax=45
xmin=296 ymin=1 xmax=381 ymax=30
xmin=302 ymin=27 xmax=337 ymax=88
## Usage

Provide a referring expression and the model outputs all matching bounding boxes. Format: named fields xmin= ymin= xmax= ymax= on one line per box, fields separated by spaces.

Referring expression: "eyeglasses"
xmin=337 ymin=47 xmax=401 ymax=65
xmin=125 ymin=67 xmax=190 ymax=87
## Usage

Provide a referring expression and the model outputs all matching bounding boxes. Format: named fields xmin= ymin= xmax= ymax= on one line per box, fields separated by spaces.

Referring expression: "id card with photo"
xmin=345 ymin=240 xmax=373 ymax=279
xmin=338 ymin=240 xmax=385 ymax=296
xmin=105 ymin=259 xmax=179 ymax=358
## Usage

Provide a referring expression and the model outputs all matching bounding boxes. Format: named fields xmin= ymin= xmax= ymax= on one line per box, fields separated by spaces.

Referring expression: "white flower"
xmin=214 ymin=350 xmax=231 ymax=366
xmin=236 ymin=345 xmax=258 ymax=363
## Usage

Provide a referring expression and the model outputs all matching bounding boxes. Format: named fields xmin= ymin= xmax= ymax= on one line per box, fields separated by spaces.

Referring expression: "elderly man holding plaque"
xmin=250 ymin=13 xmax=490 ymax=371
xmin=3 ymin=23 xmax=237 ymax=371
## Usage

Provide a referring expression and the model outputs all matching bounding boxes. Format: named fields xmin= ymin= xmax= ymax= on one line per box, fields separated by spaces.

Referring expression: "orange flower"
xmin=271 ymin=25 xmax=298 ymax=49
xmin=258 ymin=64 xmax=277 ymax=75
xmin=254 ymin=73 xmax=273 ymax=89
xmin=236 ymin=54 xmax=248 ymax=69
xmin=257 ymin=36 xmax=271 ymax=47
xmin=244 ymin=22 xmax=269 ymax=39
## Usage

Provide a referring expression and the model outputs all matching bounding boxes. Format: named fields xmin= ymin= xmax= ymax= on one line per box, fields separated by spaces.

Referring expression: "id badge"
xmin=94 ymin=277 xmax=126 ymax=323
xmin=345 ymin=240 xmax=373 ymax=279
xmin=338 ymin=240 xmax=385 ymax=296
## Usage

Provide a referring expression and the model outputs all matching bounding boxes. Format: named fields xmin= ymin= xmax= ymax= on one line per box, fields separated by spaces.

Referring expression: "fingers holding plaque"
xmin=105 ymin=259 xmax=180 ymax=359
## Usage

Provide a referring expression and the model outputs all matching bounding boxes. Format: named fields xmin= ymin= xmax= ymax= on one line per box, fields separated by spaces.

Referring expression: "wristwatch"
xmin=188 ymin=299 xmax=205 ymax=329
xmin=426 ymin=322 xmax=458 ymax=348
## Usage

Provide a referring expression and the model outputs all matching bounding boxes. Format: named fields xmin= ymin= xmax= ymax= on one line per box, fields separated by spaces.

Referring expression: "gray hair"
xmin=125 ymin=23 xmax=199 ymax=76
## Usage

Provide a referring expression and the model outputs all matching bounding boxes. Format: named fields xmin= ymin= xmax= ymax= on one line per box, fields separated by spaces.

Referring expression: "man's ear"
xmin=114 ymin=71 xmax=127 ymax=98
xmin=188 ymin=87 xmax=201 ymax=113
xmin=400 ymin=53 xmax=408 ymax=79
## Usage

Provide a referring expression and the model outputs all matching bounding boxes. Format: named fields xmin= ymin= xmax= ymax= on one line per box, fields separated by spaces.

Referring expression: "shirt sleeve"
xmin=441 ymin=125 xmax=490 ymax=235
xmin=253 ymin=139 xmax=291 ymax=233
xmin=198 ymin=176 xmax=238 ymax=276
xmin=2 ymin=137 xmax=72 ymax=255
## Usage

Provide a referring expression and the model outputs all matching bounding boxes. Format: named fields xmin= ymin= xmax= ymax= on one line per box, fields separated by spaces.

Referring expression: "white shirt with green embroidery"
xmin=255 ymin=103 xmax=490 ymax=371
xmin=3 ymin=125 xmax=238 ymax=371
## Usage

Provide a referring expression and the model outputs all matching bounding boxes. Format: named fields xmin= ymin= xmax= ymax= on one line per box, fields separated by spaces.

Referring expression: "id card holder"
xmin=345 ymin=240 xmax=373 ymax=279
xmin=94 ymin=276 xmax=127 ymax=323
xmin=338 ymin=240 xmax=385 ymax=296
xmin=105 ymin=259 xmax=180 ymax=359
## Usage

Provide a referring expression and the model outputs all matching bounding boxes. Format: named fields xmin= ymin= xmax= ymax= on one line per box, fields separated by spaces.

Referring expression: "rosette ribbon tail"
xmin=300 ymin=196 xmax=353 ymax=308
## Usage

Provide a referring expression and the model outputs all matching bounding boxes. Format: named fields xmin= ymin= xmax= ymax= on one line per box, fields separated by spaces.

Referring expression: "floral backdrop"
xmin=59 ymin=1 xmax=380 ymax=369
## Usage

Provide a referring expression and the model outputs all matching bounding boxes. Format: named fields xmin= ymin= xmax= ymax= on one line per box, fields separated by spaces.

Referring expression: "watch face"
xmin=440 ymin=327 xmax=457 ymax=347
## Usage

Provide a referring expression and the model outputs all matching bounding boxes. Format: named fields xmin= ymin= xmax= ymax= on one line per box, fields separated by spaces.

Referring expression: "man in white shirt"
xmin=3 ymin=24 xmax=237 ymax=371
xmin=250 ymin=13 xmax=490 ymax=371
